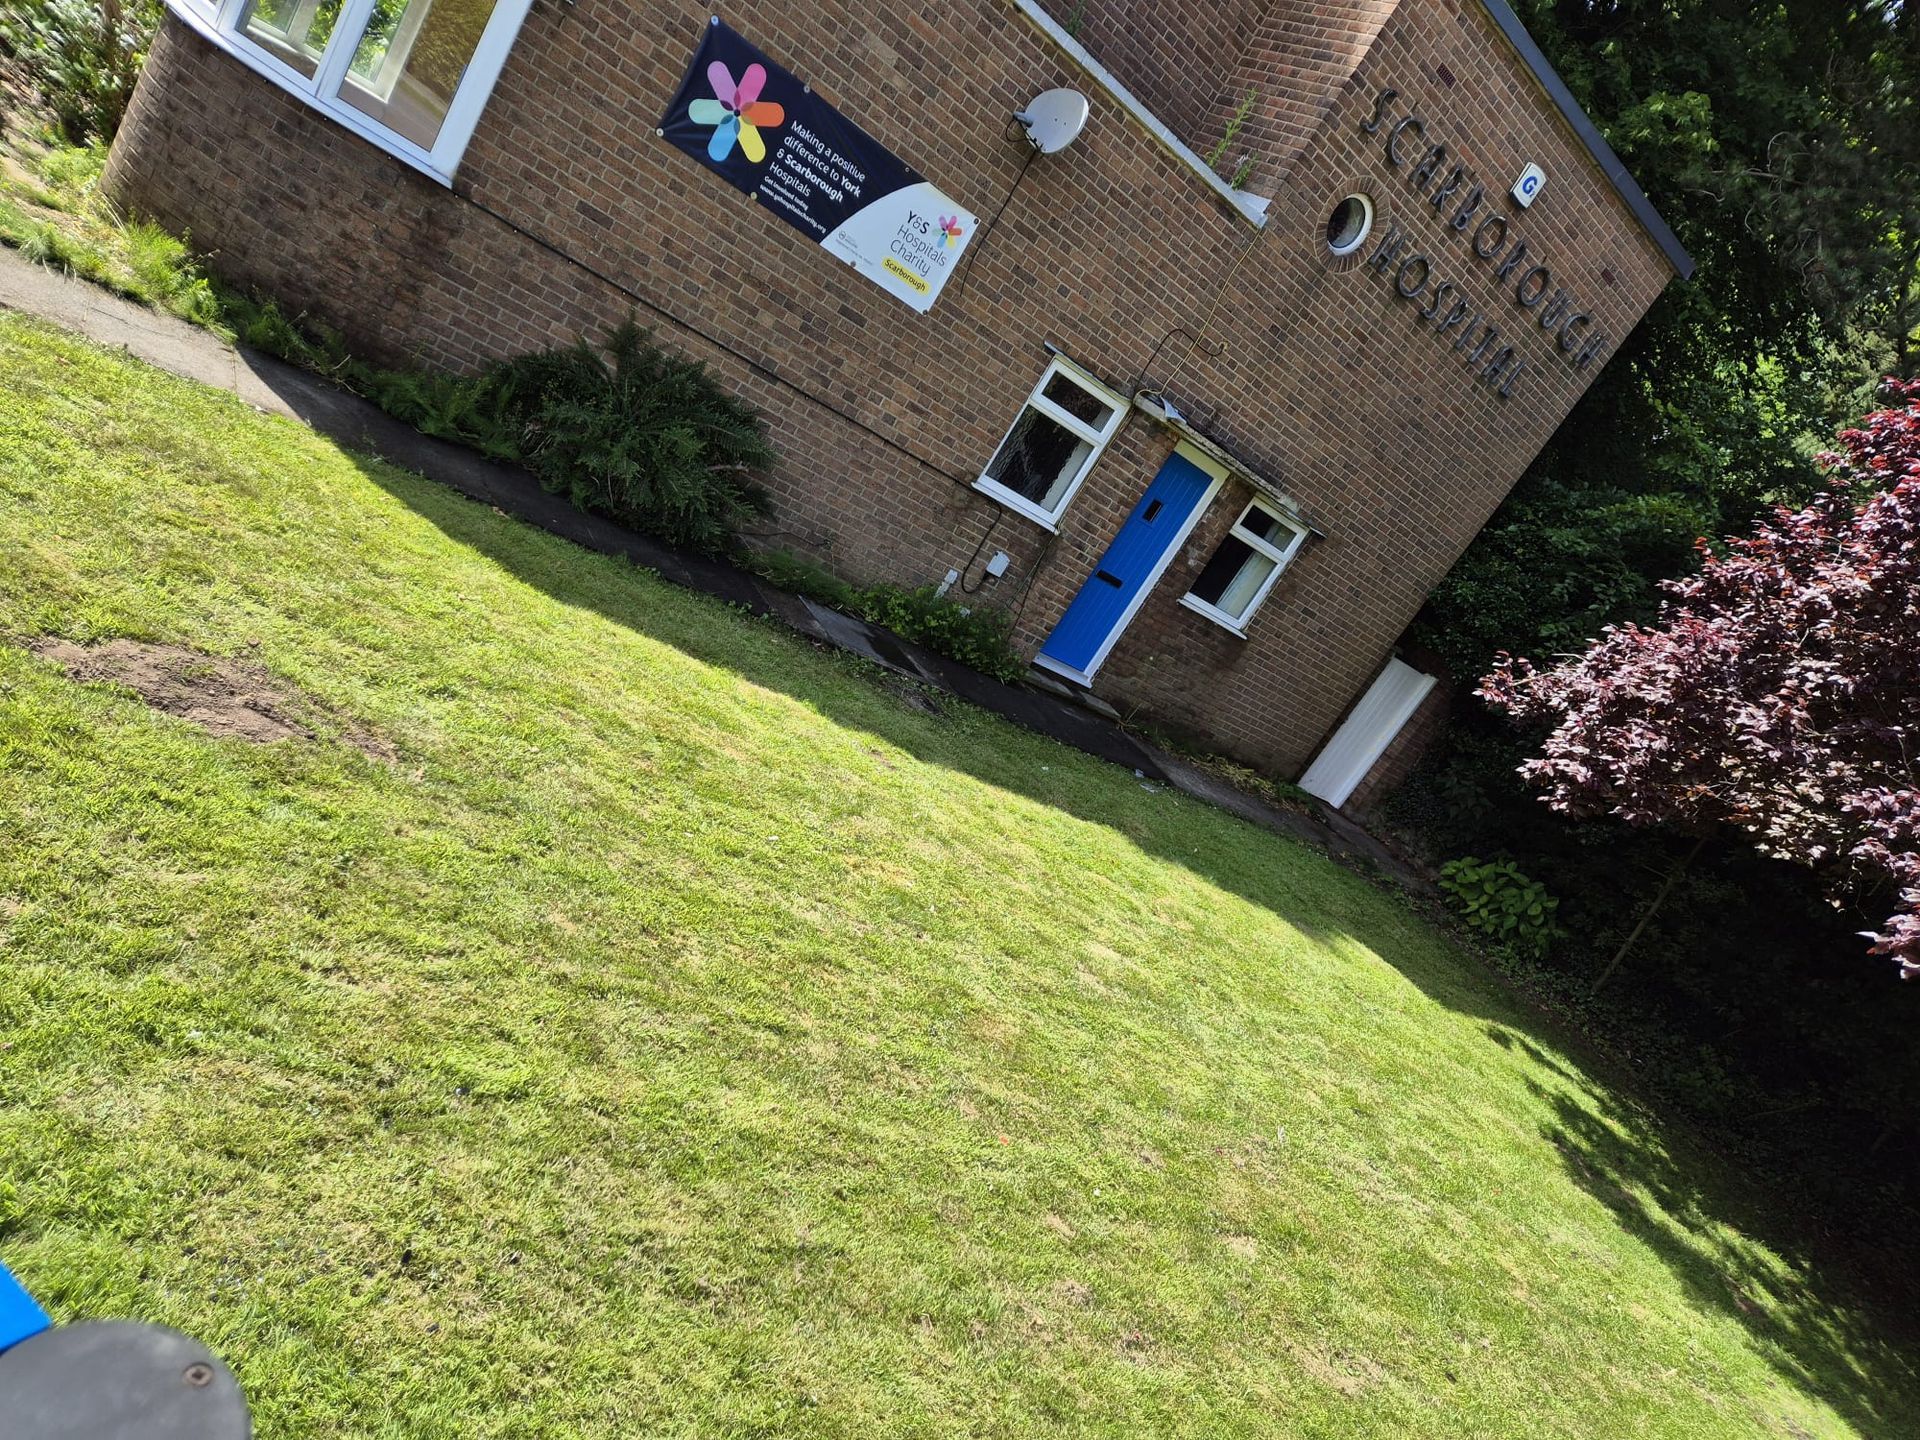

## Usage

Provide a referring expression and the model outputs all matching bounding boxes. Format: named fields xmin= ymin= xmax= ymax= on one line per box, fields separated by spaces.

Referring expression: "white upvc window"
xmin=1179 ymin=498 xmax=1308 ymax=635
xmin=169 ymin=0 xmax=534 ymax=183
xmin=974 ymin=358 xmax=1128 ymax=529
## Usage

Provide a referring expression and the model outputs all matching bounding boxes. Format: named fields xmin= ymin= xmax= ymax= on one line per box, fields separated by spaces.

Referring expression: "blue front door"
xmin=1038 ymin=452 xmax=1215 ymax=679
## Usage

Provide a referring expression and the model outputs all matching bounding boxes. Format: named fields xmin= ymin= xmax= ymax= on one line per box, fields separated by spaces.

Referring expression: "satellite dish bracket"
xmin=1014 ymin=88 xmax=1090 ymax=155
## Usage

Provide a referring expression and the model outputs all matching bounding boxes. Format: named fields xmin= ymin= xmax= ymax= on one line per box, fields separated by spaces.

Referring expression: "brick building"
xmin=104 ymin=0 xmax=1691 ymax=793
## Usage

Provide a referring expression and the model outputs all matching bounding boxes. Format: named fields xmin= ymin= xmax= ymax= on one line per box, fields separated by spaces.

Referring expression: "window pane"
xmin=239 ymin=0 xmax=342 ymax=77
xmin=1238 ymin=505 xmax=1289 ymax=547
xmin=1040 ymin=372 xmax=1115 ymax=429
xmin=1189 ymin=534 xmax=1277 ymax=621
xmin=336 ymin=0 xmax=501 ymax=150
xmin=984 ymin=405 xmax=1093 ymax=513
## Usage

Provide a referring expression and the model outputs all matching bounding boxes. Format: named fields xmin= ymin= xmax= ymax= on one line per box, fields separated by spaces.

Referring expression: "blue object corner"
xmin=0 ymin=1260 xmax=53 ymax=1353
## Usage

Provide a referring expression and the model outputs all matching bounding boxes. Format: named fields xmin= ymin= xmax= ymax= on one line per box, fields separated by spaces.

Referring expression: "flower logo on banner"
xmin=688 ymin=61 xmax=785 ymax=164
xmin=939 ymin=215 xmax=965 ymax=247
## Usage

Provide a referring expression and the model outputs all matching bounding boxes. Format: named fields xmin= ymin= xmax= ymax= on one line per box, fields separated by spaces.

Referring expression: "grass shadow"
xmin=1530 ymin=1074 xmax=1918 ymax=1436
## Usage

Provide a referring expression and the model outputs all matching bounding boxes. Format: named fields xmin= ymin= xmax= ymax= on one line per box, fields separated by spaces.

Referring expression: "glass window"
xmin=209 ymin=0 xmax=532 ymax=178
xmin=336 ymin=0 xmax=501 ymax=151
xmin=1183 ymin=499 xmax=1307 ymax=630
xmin=976 ymin=360 xmax=1126 ymax=525
xmin=982 ymin=407 xmax=1096 ymax=513
xmin=1326 ymin=193 xmax=1374 ymax=257
xmin=237 ymin=0 xmax=341 ymax=77
xmin=1040 ymin=371 xmax=1113 ymax=426
xmin=1189 ymin=534 xmax=1278 ymax=616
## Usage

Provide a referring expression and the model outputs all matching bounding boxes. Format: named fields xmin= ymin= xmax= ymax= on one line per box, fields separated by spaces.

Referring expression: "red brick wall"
xmin=106 ymin=0 xmax=1676 ymax=780
xmin=1209 ymin=0 xmax=1401 ymax=193
xmin=1032 ymin=1 xmax=1401 ymax=192
xmin=1037 ymin=0 xmax=1272 ymax=156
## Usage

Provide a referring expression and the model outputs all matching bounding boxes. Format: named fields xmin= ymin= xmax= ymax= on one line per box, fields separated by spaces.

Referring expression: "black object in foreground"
xmin=0 ymin=1321 xmax=251 ymax=1439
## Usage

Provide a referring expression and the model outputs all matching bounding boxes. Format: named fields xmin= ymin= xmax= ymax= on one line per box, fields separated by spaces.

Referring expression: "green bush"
xmin=0 ymin=0 xmax=160 ymax=143
xmin=488 ymin=319 xmax=774 ymax=555
xmin=1438 ymin=856 xmax=1561 ymax=958
xmin=853 ymin=583 xmax=1026 ymax=683
xmin=744 ymin=551 xmax=1028 ymax=683
xmin=198 ymin=300 xmax=775 ymax=552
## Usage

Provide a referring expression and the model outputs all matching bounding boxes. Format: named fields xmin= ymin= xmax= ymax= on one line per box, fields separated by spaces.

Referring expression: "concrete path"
xmin=0 ymin=244 xmax=1429 ymax=892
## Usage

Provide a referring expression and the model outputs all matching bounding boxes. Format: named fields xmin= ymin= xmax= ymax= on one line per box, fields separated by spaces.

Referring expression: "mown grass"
xmin=1 ymin=311 xmax=1915 ymax=1437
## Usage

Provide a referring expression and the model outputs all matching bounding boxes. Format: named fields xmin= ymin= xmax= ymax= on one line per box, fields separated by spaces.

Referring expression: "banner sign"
xmin=659 ymin=17 xmax=977 ymax=313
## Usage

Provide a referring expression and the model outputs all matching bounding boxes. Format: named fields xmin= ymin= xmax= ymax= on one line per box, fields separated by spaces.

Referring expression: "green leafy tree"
xmin=1418 ymin=2 xmax=1920 ymax=675
xmin=0 ymin=0 xmax=160 ymax=143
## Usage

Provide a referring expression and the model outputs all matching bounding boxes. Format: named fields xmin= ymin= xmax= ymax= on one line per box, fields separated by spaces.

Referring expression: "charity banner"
xmin=659 ymin=17 xmax=977 ymax=313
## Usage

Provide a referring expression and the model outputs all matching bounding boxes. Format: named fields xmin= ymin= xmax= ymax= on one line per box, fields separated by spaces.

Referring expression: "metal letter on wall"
xmin=659 ymin=18 xmax=978 ymax=313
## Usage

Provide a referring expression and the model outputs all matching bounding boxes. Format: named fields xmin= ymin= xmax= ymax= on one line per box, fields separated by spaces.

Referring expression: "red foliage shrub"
xmin=1482 ymin=379 xmax=1920 ymax=977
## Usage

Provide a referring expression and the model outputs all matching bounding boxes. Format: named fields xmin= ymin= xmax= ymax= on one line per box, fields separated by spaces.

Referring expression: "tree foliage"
xmin=1481 ymin=380 xmax=1920 ymax=977
xmin=1415 ymin=1 xmax=1920 ymax=677
xmin=1397 ymin=5 xmax=1920 ymax=1208
xmin=0 ymin=0 xmax=160 ymax=144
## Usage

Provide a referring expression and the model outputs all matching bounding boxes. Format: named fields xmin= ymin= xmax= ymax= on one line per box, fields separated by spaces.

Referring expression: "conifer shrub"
xmin=488 ymin=320 xmax=774 ymax=555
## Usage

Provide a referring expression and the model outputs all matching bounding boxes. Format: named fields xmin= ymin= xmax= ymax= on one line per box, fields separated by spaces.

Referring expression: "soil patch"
xmin=883 ymin=676 xmax=944 ymax=716
xmin=27 ymin=637 xmax=388 ymax=755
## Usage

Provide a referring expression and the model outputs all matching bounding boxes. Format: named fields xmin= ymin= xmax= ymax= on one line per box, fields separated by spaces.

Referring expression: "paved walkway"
xmin=0 ymin=245 xmax=1428 ymax=891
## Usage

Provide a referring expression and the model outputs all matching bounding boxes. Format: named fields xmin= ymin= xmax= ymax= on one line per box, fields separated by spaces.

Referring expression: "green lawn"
xmin=0 ymin=312 xmax=1912 ymax=1437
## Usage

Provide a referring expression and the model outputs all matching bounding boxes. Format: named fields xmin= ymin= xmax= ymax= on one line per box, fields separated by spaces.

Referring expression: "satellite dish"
xmin=1014 ymin=88 xmax=1089 ymax=154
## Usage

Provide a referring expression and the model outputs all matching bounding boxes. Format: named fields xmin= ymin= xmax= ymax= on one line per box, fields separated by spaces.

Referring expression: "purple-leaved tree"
xmin=1481 ymin=379 xmax=1920 ymax=978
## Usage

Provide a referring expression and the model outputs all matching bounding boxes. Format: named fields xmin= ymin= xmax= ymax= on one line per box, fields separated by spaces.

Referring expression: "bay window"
xmin=168 ymin=0 xmax=534 ymax=182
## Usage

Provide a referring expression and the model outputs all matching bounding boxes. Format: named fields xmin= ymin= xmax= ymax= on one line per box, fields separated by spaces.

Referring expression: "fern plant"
xmin=349 ymin=366 xmax=518 ymax=457
xmin=200 ymin=296 xmax=776 ymax=554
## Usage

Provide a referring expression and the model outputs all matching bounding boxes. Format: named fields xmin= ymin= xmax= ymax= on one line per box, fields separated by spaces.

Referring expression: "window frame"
xmin=1179 ymin=497 xmax=1309 ymax=636
xmin=973 ymin=357 xmax=1128 ymax=530
xmin=168 ymin=0 xmax=534 ymax=184
xmin=1326 ymin=192 xmax=1375 ymax=257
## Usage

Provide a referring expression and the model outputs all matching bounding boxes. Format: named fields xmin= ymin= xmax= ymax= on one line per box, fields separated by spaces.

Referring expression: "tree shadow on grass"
xmin=1529 ymin=1073 xmax=1920 ymax=1436
xmin=344 ymin=454 xmax=1493 ymax=997
xmin=344 ymin=452 xmax=1920 ymax=1434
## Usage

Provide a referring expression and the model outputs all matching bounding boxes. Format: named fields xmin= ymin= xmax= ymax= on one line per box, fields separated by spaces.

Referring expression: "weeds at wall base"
xmin=0 ymin=128 xmax=225 ymax=322
xmin=744 ymin=549 xmax=1028 ymax=683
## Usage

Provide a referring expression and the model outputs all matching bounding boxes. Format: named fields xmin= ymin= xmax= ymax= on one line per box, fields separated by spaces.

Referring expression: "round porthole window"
xmin=1326 ymin=193 xmax=1374 ymax=256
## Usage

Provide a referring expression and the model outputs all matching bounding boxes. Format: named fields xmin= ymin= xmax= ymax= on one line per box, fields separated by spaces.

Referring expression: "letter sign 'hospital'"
xmin=659 ymin=18 xmax=978 ymax=313
xmin=1355 ymin=88 xmax=1612 ymax=401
